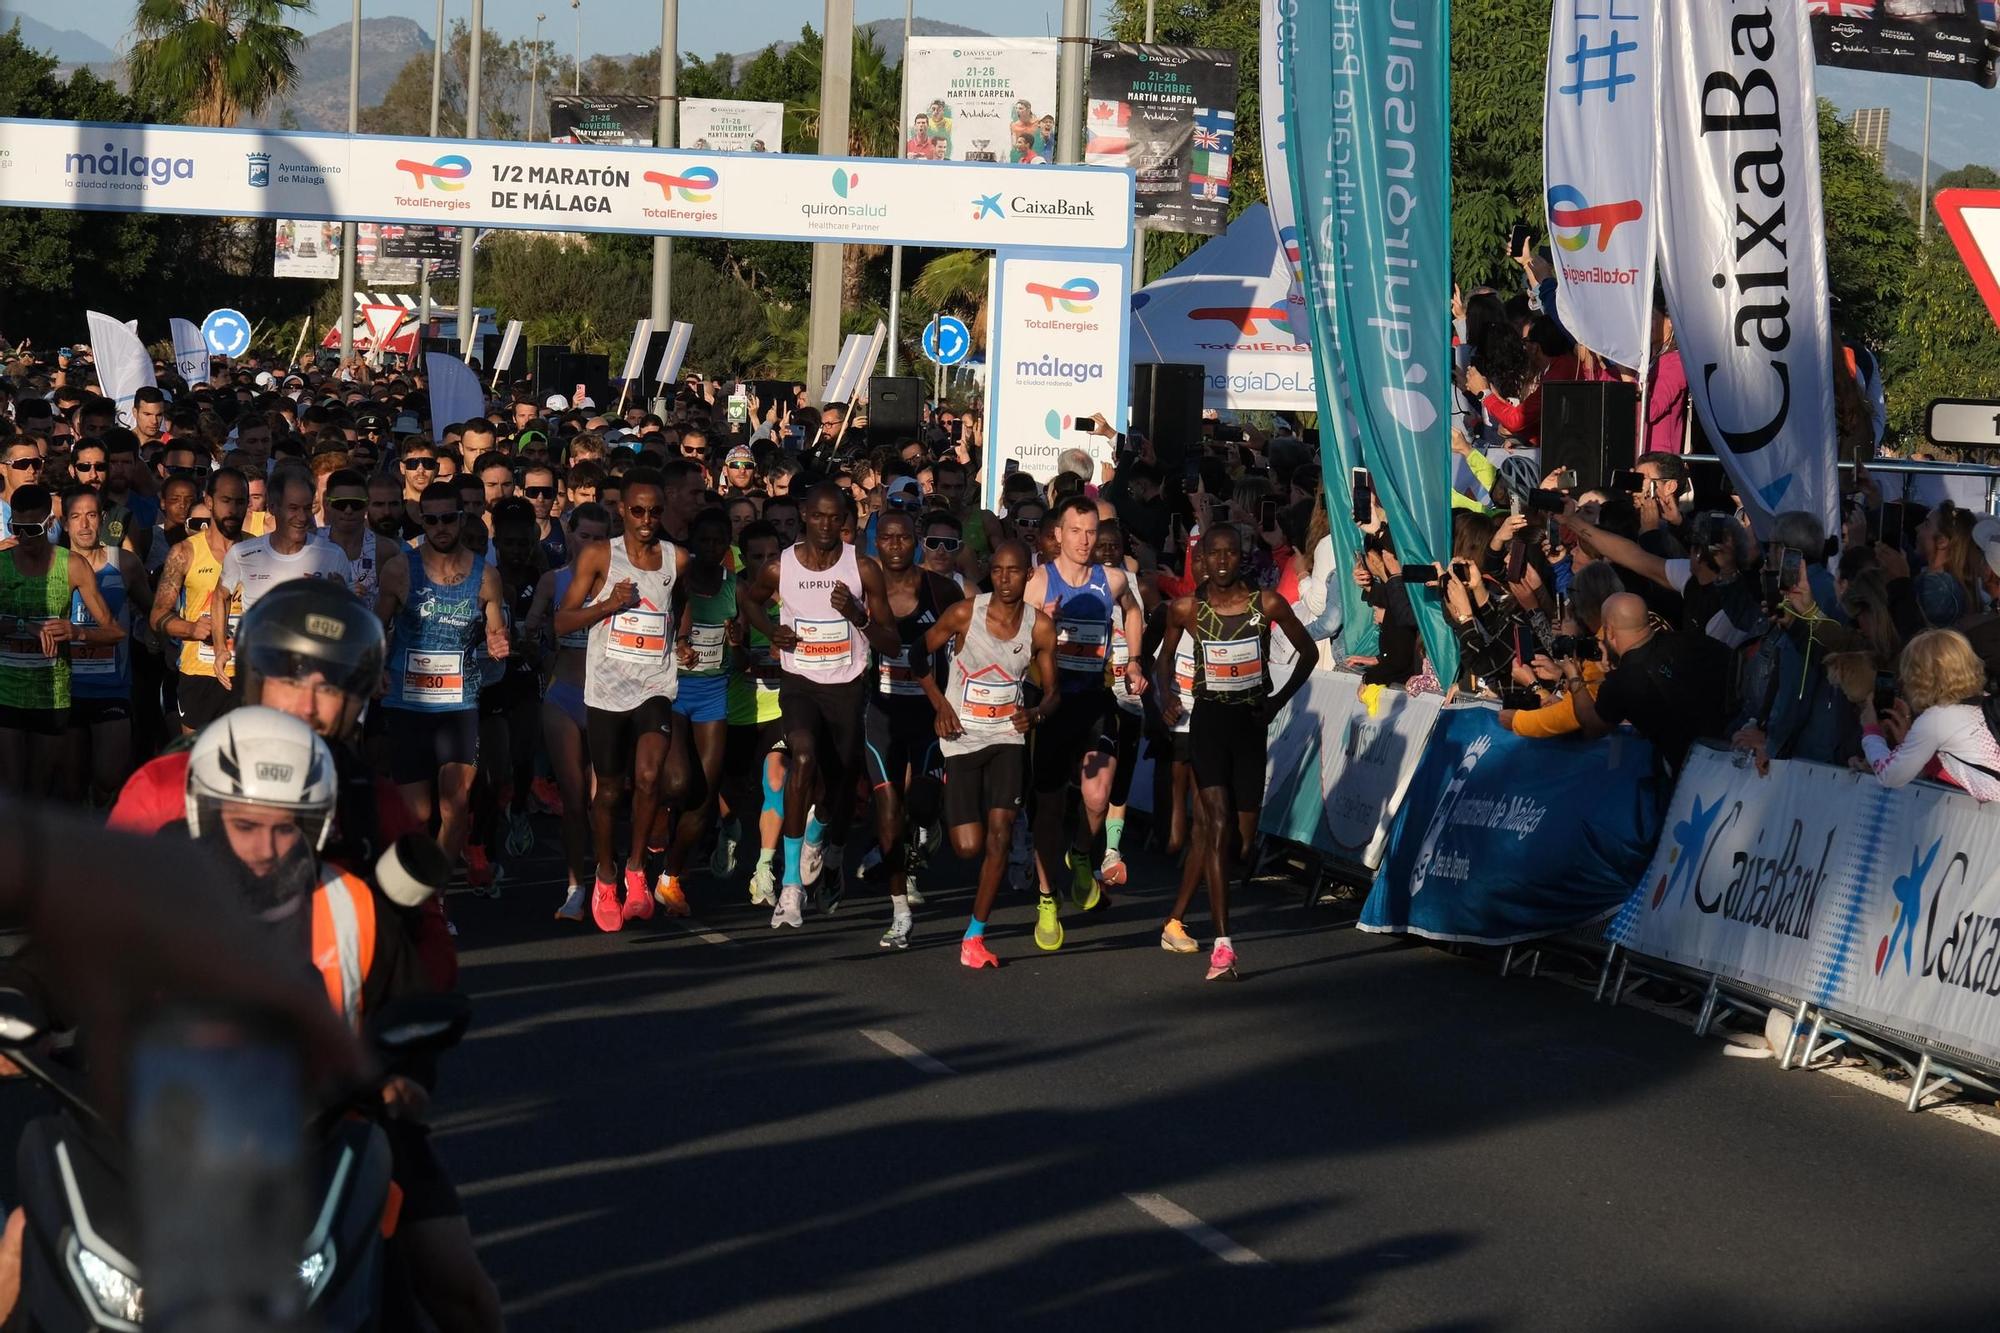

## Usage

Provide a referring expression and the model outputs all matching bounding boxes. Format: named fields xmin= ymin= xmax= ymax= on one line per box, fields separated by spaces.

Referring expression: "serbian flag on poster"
xmin=1085 ymin=99 xmax=1131 ymax=162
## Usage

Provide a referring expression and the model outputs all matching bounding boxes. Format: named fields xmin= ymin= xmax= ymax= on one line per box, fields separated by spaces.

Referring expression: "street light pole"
xmin=651 ymin=0 xmax=678 ymax=329
xmin=572 ymin=0 xmax=582 ymax=94
xmin=1057 ymin=0 xmax=1086 ymax=164
xmin=417 ymin=0 xmax=444 ymax=335
xmin=886 ymin=0 xmax=913 ymax=377
xmin=338 ymin=0 xmax=361 ymax=365
xmin=528 ymin=12 xmax=545 ymax=141
xmin=806 ymin=0 xmax=854 ymax=394
xmin=1131 ymin=0 xmax=1152 ymax=287
xmin=455 ymin=0 xmax=484 ymax=356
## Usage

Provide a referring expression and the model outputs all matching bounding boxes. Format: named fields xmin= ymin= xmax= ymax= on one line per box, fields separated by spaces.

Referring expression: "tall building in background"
xmin=1851 ymin=107 xmax=1891 ymax=166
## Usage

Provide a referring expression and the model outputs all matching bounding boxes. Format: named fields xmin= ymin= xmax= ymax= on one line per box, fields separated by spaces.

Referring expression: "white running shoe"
xmin=905 ymin=885 xmax=927 ymax=907
xmin=800 ymin=836 xmax=825 ymax=886
xmin=554 ymin=885 xmax=587 ymax=922
xmin=749 ymin=862 xmax=777 ymax=906
xmin=879 ymin=912 xmax=913 ymax=950
xmin=710 ymin=820 xmax=741 ymax=879
xmin=772 ymin=884 xmax=805 ymax=929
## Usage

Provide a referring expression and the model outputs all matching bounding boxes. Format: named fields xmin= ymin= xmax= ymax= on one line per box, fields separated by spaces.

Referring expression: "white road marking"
xmin=688 ymin=925 xmax=732 ymax=947
xmin=858 ymin=1028 xmax=955 ymax=1075
xmin=1124 ymin=1192 xmax=1269 ymax=1266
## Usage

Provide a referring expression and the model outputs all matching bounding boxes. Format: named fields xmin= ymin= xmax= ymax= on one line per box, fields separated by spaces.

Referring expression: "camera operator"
xmin=1560 ymin=503 xmax=1766 ymax=648
xmin=1500 ymin=560 xmax=1621 ymax=737
xmin=1562 ymin=592 xmax=1729 ymax=777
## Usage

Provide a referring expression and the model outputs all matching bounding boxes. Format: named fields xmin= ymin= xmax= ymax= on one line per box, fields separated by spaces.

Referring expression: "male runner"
xmin=922 ymin=539 xmax=1057 ymax=968
xmin=1096 ymin=517 xmax=1154 ymax=887
xmin=478 ymin=498 xmax=546 ymax=865
xmin=1019 ymin=495 xmax=1146 ymax=950
xmin=213 ymin=470 xmax=348 ymax=686
xmin=521 ymin=463 xmax=569 ymax=569
xmin=656 ymin=506 xmax=738 ymax=912
xmin=376 ymin=480 xmax=512 ymax=881
xmin=723 ymin=520 xmax=788 ymax=907
xmin=738 ymin=483 xmax=900 ymax=928
xmin=60 ymin=485 xmax=151 ymax=805
xmin=534 ymin=502 xmax=609 ymax=920
xmin=319 ymin=468 xmax=382 ymax=606
xmin=865 ymin=509 xmax=961 ymax=948
xmin=396 ymin=439 xmax=442 ymax=537
xmin=554 ymin=467 xmax=693 ymax=931
xmin=149 ymin=465 xmax=249 ymax=732
xmin=1156 ymin=525 xmax=1315 ymax=980
xmin=0 ymin=485 xmax=124 ymax=794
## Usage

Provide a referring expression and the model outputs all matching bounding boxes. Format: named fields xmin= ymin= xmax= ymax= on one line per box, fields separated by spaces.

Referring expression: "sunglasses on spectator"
xmin=186 ymin=516 xmax=211 ymax=533
xmin=73 ymin=461 xmax=107 ymax=475
xmin=420 ymin=511 xmax=463 ymax=526
xmin=6 ymin=457 xmax=44 ymax=472
xmin=9 ymin=520 xmax=47 ymax=539
xmin=1015 ymin=516 xmax=1043 ymax=529
xmin=923 ymin=536 xmax=962 ymax=553
xmin=326 ymin=497 xmax=367 ymax=513
xmin=726 ymin=460 xmax=754 ymax=470
xmin=523 ymin=486 xmax=557 ymax=499
xmin=401 ymin=458 xmax=439 ymax=471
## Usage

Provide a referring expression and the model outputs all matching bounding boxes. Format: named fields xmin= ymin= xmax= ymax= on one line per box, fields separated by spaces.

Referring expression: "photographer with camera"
xmin=1561 ymin=591 xmax=1729 ymax=777
xmin=1499 ymin=560 xmax=1621 ymax=737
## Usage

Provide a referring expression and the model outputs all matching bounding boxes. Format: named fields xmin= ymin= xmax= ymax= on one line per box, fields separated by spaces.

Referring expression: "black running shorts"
xmin=1188 ymin=697 xmax=1267 ymax=806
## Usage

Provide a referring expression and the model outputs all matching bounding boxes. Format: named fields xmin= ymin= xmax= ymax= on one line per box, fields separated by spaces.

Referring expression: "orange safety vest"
xmin=310 ymin=870 xmax=378 ymax=1031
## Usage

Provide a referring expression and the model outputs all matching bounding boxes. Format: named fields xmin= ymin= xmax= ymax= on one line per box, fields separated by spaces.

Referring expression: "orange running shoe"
xmin=653 ymin=873 xmax=691 ymax=917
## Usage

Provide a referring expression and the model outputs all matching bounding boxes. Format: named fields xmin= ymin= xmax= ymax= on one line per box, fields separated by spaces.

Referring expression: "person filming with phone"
xmin=1555 ymin=591 xmax=1728 ymax=778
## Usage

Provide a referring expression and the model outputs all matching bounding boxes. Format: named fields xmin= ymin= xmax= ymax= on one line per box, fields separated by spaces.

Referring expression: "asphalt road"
xmin=417 ymin=822 xmax=2000 ymax=1331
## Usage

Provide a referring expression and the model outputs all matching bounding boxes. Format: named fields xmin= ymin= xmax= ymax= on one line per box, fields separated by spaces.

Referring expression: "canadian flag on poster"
xmin=1085 ymin=99 xmax=1131 ymax=162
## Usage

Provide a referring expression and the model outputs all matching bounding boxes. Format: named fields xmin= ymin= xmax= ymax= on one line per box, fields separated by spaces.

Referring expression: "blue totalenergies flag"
xmin=1280 ymin=0 xmax=1457 ymax=682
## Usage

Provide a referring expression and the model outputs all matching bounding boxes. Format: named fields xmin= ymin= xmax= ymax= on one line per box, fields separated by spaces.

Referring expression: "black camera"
xmin=1551 ymin=634 xmax=1601 ymax=662
xmin=1499 ymin=687 xmax=1541 ymax=711
xmin=1873 ymin=671 xmax=1898 ymax=716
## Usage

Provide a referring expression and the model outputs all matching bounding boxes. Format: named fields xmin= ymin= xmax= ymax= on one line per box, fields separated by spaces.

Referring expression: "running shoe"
xmin=800 ymin=836 xmax=825 ymax=886
xmin=1098 ymin=850 xmax=1128 ymax=887
xmin=1034 ymin=894 xmax=1064 ymax=952
xmin=591 ymin=878 xmax=622 ymax=933
xmin=815 ymin=865 xmax=845 ymax=916
xmin=854 ymin=844 xmax=887 ymax=883
xmin=654 ymin=874 xmax=691 ymax=917
xmin=905 ymin=884 xmax=927 ymax=907
xmin=621 ymin=867 xmax=655 ymax=922
xmin=879 ymin=914 xmax=913 ymax=950
xmin=464 ymin=843 xmax=499 ymax=896
xmin=1160 ymin=919 xmax=1199 ymax=954
xmin=772 ymin=885 xmax=805 ymax=929
xmin=555 ymin=885 xmax=587 ymax=922
xmin=1206 ymin=939 xmax=1240 ymax=982
xmin=960 ymin=935 xmax=1001 ymax=970
xmin=1068 ymin=851 xmax=1101 ymax=912
xmin=529 ymin=775 xmax=563 ymax=815
xmin=710 ymin=819 xmax=741 ymax=879
xmin=505 ymin=809 xmax=535 ymax=858
xmin=749 ymin=862 xmax=777 ymax=907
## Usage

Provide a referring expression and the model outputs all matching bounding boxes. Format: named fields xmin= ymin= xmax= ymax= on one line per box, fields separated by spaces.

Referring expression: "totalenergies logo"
xmin=1547 ymin=185 xmax=1643 ymax=253
xmin=1024 ymin=277 xmax=1099 ymax=314
xmin=1188 ymin=306 xmax=1295 ymax=338
xmin=393 ymin=154 xmax=472 ymax=191
xmin=644 ymin=166 xmax=719 ymax=202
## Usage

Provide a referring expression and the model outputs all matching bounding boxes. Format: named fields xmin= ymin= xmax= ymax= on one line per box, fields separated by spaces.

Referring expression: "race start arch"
xmin=0 ymin=118 xmax=1134 ymax=506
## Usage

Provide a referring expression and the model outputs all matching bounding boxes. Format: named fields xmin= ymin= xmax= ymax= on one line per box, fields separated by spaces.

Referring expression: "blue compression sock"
xmin=805 ymin=809 xmax=825 ymax=844
xmin=964 ymin=918 xmax=987 ymax=940
xmin=782 ymin=835 xmax=805 ymax=885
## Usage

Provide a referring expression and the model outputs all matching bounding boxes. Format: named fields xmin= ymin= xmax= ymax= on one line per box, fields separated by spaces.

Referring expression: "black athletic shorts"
xmin=0 ymin=704 xmax=67 ymax=737
xmin=479 ymin=669 xmax=542 ymax=719
xmin=1106 ymin=707 xmax=1143 ymax=805
xmin=68 ymin=696 xmax=132 ymax=727
xmin=1188 ymin=697 xmax=1267 ymax=806
xmin=778 ymin=672 xmax=868 ymax=770
xmin=383 ymin=1120 xmax=463 ymax=1223
xmin=586 ymin=697 xmax=675 ymax=783
xmin=175 ymin=673 xmax=234 ymax=731
xmin=726 ymin=717 xmax=787 ymax=777
xmin=386 ymin=707 xmax=481 ymax=784
xmin=865 ymin=697 xmax=941 ymax=789
xmin=1031 ymin=686 xmax=1114 ymax=794
xmin=943 ymin=746 xmax=1026 ymax=826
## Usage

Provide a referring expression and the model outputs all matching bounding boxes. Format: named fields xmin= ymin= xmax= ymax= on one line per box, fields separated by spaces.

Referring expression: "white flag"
xmin=491 ymin=319 xmax=523 ymax=373
xmin=85 ymin=311 xmax=157 ymax=426
xmin=426 ymin=352 xmax=486 ymax=445
xmin=1258 ymin=0 xmax=1305 ymax=304
xmin=169 ymin=318 xmax=210 ymax=386
xmin=653 ymin=321 xmax=694 ymax=387
xmin=1657 ymin=0 xmax=1837 ymax=537
xmin=620 ymin=318 xmax=654 ymax=383
xmin=1542 ymin=0 xmax=1659 ymax=374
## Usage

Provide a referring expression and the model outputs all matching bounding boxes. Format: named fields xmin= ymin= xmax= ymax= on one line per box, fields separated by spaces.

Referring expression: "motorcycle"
xmin=0 ymin=989 xmax=469 ymax=1332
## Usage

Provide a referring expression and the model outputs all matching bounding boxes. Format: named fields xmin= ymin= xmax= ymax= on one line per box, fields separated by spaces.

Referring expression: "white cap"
xmin=575 ymin=395 xmax=597 ymax=411
xmin=544 ymin=393 xmax=569 ymax=412
xmin=254 ymin=371 xmax=276 ymax=388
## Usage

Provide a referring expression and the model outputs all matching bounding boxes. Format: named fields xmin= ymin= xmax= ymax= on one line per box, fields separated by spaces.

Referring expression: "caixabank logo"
xmin=1644 ymin=792 xmax=1826 ymax=942
xmin=1869 ymin=837 xmax=2000 ymax=996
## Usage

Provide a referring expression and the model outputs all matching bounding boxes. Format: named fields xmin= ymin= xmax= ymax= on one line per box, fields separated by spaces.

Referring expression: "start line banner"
xmin=0 ymin=119 xmax=1133 ymax=254
xmin=1611 ymin=745 xmax=2000 ymax=1069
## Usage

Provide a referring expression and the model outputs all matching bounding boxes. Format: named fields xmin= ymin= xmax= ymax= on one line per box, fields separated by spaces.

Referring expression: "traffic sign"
xmin=1926 ymin=398 xmax=2000 ymax=449
xmin=922 ymin=315 xmax=971 ymax=367
xmin=1937 ymin=189 xmax=2000 ymax=331
xmin=201 ymin=308 xmax=252 ymax=358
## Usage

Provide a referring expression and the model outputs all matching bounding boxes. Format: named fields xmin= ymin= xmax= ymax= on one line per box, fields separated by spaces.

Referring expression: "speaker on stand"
xmin=1130 ymin=362 xmax=1205 ymax=476
xmin=865 ymin=376 xmax=926 ymax=447
xmin=532 ymin=345 xmax=572 ymax=401
xmin=1538 ymin=380 xmax=1639 ymax=492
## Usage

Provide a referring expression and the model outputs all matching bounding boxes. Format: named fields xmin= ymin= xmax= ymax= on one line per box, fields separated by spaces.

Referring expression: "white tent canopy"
xmin=1129 ymin=203 xmax=1318 ymax=413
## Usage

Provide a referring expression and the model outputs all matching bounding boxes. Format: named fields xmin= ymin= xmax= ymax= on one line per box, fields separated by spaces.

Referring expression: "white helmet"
xmin=184 ymin=706 xmax=338 ymax=853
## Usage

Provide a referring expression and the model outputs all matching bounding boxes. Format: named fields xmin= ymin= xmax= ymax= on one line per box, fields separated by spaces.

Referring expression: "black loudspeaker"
xmin=420 ymin=336 xmax=452 ymax=358
xmin=1131 ymin=362 xmax=1205 ymax=473
xmin=532 ymin=345 xmax=572 ymax=398
xmin=481 ymin=332 xmax=508 ymax=376
xmin=1539 ymin=380 xmax=1639 ymax=492
xmin=865 ymin=376 xmax=926 ymax=445
xmin=553 ymin=353 xmax=612 ymax=414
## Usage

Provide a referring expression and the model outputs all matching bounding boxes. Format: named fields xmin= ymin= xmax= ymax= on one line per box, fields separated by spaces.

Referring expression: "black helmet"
xmin=234 ymin=578 xmax=384 ymax=721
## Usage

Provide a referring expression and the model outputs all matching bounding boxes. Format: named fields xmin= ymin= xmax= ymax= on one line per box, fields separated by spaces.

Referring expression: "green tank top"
xmin=684 ymin=565 xmax=737 ymax=678
xmin=0 ymin=550 xmax=73 ymax=710
xmin=726 ymin=596 xmax=782 ymax=726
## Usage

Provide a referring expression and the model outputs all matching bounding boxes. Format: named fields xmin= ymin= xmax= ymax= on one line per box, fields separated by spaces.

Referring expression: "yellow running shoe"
xmin=1034 ymin=894 xmax=1065 ymax=951
xmin=1068 ymin=852 xmax=1101 ymax=911
xmin=1160 ymin=919 xmax=1199 ymax=954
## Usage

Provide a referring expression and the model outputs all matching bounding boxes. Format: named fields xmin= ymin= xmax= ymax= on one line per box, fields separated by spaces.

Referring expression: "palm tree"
xmin=789 ymin=30 xmax=904 ymax=311
xmin=913 ymin=250 xmax=991 ymax=351
xmin=130 ymin=0 xmax=312 ymax=128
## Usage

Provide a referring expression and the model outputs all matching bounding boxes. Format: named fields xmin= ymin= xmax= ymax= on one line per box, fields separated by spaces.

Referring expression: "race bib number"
xmin=608 ymin=609 xmax=668 ymax=663
xmin=403 ymin=649 xmax=465 ymax=705
xmin=1201 ymin=637 xmax=1262 ymax=692
xmin=793 ymin=618 xmax=853 ymax=672
xmin=71 ymin=641 xmax=117 ymax=676
xmin=748 ymin=639 xmax=780 ymax=682
xmin=0 ymin=625 xmax=54 ymax=670
xmin=690 ymin=622 xmax=727 ymax=674
xmin=193 ymin=613 xmax=241 ymax=667
xmin=877 ymin=648 xmax=925 ymax=697
xmin=962 ymin=675 xmax=1020 ymax=726
xmin=1055 ymin=618 xmax=1109 ymax=674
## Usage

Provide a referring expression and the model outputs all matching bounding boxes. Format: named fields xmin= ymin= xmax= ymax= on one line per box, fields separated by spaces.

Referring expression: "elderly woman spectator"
xmin=1862 ymin=628 xmax=2000 ymax=801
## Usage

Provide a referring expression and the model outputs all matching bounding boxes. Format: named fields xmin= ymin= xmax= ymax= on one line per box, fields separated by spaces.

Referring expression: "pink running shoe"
xmin=592 ymin=878 xmax=622 ymax=933
xmin=959 ymin=936 xmax=1001 ymax=970
xmin=1206 ymin=939 xmax=1240 ymax=982
xmin=622 ymin=867 xmax=655 ymax=922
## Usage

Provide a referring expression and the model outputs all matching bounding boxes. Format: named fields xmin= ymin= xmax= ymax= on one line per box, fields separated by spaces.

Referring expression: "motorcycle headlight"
xmin=299 ymin=1239 xmax=336 ymax=1303
xmin=74 ymin=1245 xmax=143 ymax=1328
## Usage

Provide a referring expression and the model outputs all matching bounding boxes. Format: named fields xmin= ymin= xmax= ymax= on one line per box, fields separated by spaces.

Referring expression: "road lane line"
xmin=1124 ymin=1193 xmax=1269 ymax=1266
xmin=858 ymin=1028 xmax=955 ymax=1075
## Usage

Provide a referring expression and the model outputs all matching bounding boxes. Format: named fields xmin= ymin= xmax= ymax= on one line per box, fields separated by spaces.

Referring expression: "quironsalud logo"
xmin=1042 ymin=411 xmax=1074 ymax=440
xmin=831 ymin=168 xmax=860 ymax=198
xmin=245 ymin=153 xmax=271 ymax=189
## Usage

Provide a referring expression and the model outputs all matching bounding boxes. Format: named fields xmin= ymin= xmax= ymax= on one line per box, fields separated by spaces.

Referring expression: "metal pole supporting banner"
xmin=572 ymin=0 xmax=582 ymax=94
xmin=885 ymin=0 xmax=914 ymax=377
xmin=807 ymin=0 xmax=855 ymax=396
xmin=1919 ymin=77 xmax=1934 ymax=243
xmin=456 ymin=0 xmax=484 ymax=356
xmin=528 ymin=12 xmax=544 ymax=141
xmin=417 ymin=0 xmax=445 ymax=335
xmin=338 ymin=0 xmax=361 ymax=365
xmin=651 ymin=0 xmax=678 ymax=327
xmin=1130 ymin=0 xmax=1153 ymax=287
xmin=1057 ymin=0 xmax=1088 ymax=165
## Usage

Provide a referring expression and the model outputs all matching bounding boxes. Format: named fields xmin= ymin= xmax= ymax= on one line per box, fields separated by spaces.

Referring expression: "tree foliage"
xmin=1817 ymin=100 xmax=1918 ymax=349
xmin=1879 ymin=164 xmax=2000 ymax=445
xmin=129 ymin=0 xmax=311 ymax=128
xmin=1449 ymin=0 xmax=1552 ymax=291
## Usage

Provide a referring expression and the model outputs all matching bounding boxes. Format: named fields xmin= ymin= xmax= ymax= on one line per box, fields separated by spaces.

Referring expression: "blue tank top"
xmin=552 ymin=566 xmax=590 ymax=650
xmin=386 ymin=547 xmax=485 ymax=713
xmin=69 ymin=556 xmax=127 ymax=699
xmin=1044 ymin=561 xmax=1114 ymax=693
xmin=539 ymin=524 xmax=570 ymax=570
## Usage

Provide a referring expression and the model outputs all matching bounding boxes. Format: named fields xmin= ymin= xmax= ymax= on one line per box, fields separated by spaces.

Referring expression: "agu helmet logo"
xmin=1024 ymin=277 xmax=1099 ymax=314
xmin=644 ymin=166 xmax=719 ymax=202
xmin=394 ymin=154 xmax=472 ymax=191
xmin=1546 ymin=185 xmax=1644 ymax=253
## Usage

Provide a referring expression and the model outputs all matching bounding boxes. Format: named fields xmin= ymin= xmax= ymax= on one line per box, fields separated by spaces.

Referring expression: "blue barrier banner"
xmin=1360 ymin=707 xmax=1661 ymax=945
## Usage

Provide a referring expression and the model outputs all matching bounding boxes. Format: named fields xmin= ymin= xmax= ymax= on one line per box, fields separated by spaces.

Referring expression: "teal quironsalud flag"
xmin=1280 ymin=0 xmax=1457 ymax=684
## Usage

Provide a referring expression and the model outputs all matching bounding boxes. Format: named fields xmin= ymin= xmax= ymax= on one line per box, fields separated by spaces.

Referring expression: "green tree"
xmin=1450 ymin=0 xmax=1550 ymax=291
xmin=1881 ymin=163 xmax=2000 ymax=445
xmin=362 ymin=22 xmax=550 ymax=140
xmin=129 ymin=0 xmax=311 ymax=128
xmin=1817 ymin=99 xmax=1918 ymax=349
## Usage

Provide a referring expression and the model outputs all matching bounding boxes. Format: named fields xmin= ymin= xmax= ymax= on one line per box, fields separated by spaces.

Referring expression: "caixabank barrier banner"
xmin=1084 ymin=43 xmax=1239 ymax=236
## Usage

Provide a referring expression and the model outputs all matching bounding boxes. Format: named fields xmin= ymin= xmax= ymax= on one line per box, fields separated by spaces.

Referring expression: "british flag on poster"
xmin=1084 ymin=98 xmax=1132 ymax=163
xmin=1806 ymin=0 xmax=1873 ymax=14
